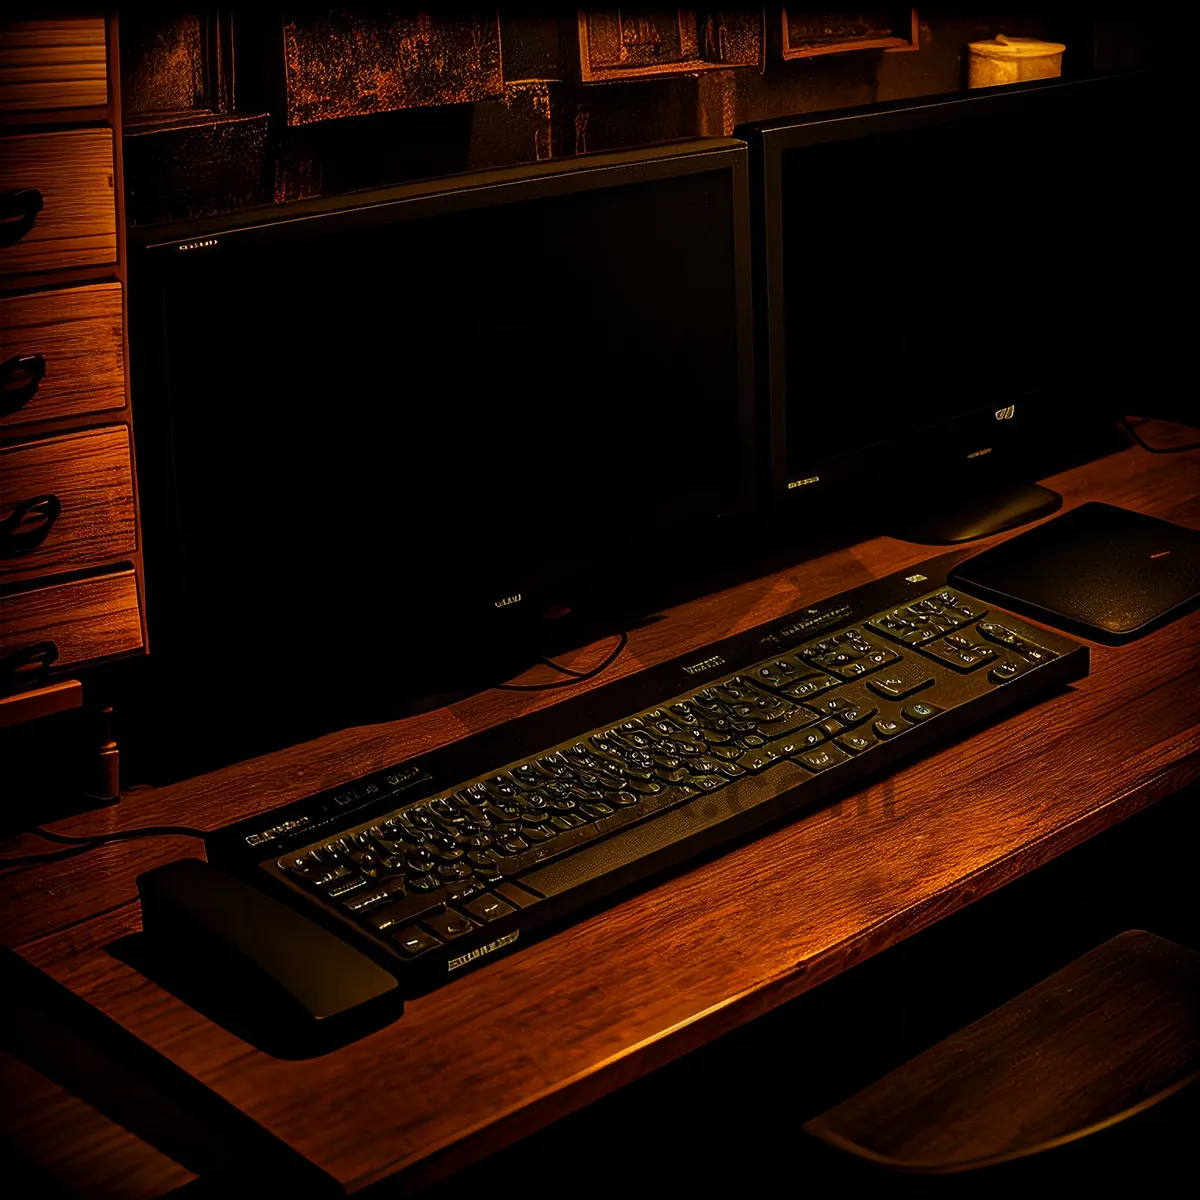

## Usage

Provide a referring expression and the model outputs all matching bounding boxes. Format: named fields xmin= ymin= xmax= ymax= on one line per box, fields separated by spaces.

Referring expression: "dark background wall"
xmin=120 ymin=8 xmax=1158 ymax=227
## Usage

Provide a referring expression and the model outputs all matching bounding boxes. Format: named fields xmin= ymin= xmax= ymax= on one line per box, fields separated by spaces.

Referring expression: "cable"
xmin=1121 ymin=417 xmax=1200 ymax=455
xmin=4 ymin=635 xmax=631 ymax=866
xmin=31 ymin=823 xmax=206 ymax=846
xmin=495 ymin=630 xmax=629 ymax=692
xmin=0 ymin=823 xmax=205 ymax=870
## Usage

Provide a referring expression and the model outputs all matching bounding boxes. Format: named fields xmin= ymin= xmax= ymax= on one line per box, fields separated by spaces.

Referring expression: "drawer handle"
xmin=0 ymin=493 xmax=61 ymax=557
xmin=0 ymin=353 xmax=47 ymax=416
xmin=0 ymin=640 xmax=58 ymax=695
xmin=0 ymin=188 xmax=44 ymax=248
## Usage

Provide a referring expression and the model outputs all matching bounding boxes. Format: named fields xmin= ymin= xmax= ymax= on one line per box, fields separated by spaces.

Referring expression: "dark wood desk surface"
xmin=3 ymin=425 xmax=1199 ymax=1195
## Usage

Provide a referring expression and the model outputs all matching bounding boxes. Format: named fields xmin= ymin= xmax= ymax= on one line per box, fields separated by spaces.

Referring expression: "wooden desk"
xmin=2 ymin=425 xmax=1198 ymax=1195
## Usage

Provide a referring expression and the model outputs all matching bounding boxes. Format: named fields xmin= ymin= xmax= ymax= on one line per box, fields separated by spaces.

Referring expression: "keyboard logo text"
xmin=682 ymin=654 xmax=726 ymax=676
xmin=787 ymin=475 xmax=820 ymax=490
xmin=448 ymin=930 xmax=520 ymax=971
xmin=994 ymin=405 xmax=1016 ymax=420
xmin=494 ymin=593 xmax=522 ymax=608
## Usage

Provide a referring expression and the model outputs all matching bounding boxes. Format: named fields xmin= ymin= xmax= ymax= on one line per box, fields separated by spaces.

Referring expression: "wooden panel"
xmin=0 ymin=19 xmax=108 ymax=113
xmin=0 ymin=282 xmax=125 ymax=428
xmin=781 ymin=8 xmax=919 ymax=59
xmin=0 ymin=429 xmax=1196 ymax=1194
xmin=0 ymin=1050 xmax=195 ymax=1197
xmin=0 ymin=128 xmax=117 ymax=276
xmin=805 ymin=931 xmax=1200 ymax=1171
xmin=0 ymin=568 xmax=142 ymax=667
xmin=0 ymin=426 xmax=135 ymax=579
xmin=578 ymin=10 xmax=763 ymax=82
xmin=282 ymin=12 xmax=503 ymax=125
xmin=0 ymin=678 xmax=81 ymax=729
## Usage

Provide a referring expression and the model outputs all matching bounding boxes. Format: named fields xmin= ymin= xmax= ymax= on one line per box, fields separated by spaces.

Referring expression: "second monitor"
xmin=739 ymin=72 xmax=1162 ymax=543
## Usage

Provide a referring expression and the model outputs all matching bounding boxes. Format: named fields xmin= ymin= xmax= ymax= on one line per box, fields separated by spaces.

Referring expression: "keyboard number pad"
xmin=867 ymin=591 xmax=987 ymax=647
xmin=798 ymin=627 xmax=900 ymax=680
xmin=920 ymin=633 xmax=997 ymax=673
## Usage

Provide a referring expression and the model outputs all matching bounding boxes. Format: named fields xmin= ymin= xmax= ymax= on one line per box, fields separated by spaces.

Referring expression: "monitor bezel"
xmin=129 ymin=138 xmax=759 ymax=639
xmin=739 ymin=75 xmax=1148 ymax=509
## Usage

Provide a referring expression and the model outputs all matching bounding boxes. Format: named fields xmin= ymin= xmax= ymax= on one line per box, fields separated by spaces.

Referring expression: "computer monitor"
xmin=739 ymin=73 xmax=1161 ymax=543
xmin=130 ymin=140 xmax=755 ymax=769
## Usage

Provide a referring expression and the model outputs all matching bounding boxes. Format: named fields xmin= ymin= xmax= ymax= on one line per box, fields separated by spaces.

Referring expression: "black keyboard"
xmin=209 ymin=559 xmax=1088 ymax=994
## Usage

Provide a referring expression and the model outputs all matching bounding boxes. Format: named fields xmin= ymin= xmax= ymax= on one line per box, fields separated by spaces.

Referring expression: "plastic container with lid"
xmin=967 ymin=35 xmax=1065 ymax=89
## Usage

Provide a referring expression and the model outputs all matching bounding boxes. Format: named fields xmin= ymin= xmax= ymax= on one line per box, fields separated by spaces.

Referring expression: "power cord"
xmin=0 ymin=823 xmax=205 ymax=870
xmin=1121 ymin=417 xmax=1200 ymax=455
xmin=2 ymin=634 xmax=632 ymax=867
xmin=495 ymin=630 xmax=629 ymax=692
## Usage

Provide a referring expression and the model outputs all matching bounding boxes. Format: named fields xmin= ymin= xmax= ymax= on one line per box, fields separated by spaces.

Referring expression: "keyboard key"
xmin=778 ymin=729 xmax=825 ymax=755
xmin=754 ymin=659 xmax=801 ymax=689
xmin=392 ymin=925 xmax=441 ymax=956
xmin=976 ymin=622 xmax=1056 ymax=664
xmin=463 ymin=893 xmax=516 ymax=923
xmin=795 ymin=745 xmax=851 ymax=772
xmin=976 ymin=621 xmax=1021 ymax=647
xmin=784 ymin=676 xmax=837 ymax=701
xmin=738 ymin=745 xmax=788 ymax=773
xmin=837 ymin=729 xmax=878 ymax=754
xmin=988 ymin=659 xmax=1027 ymax=684
xmin=1017 ymin=644 xmax=1056 ymax=664
xmin=406 ymin=849 xmax=436 ymax=874
xmin=368 ymin=895 xmax=444 ymax=932
xmin=902 ymin=701 xmax=943 ymax=723
xmin=423 ymin=909 xmax=476 ymax=940
xmin=804 ymin=695 xmax=852 ymax=718
xmin=758 ymin=705 xmax=821 ymax=740
xmin=873 ymin=717 xmax=905 ymax=738
xmin=495 ymin=881 xmax=541 ymax=909
xmin=835 ymin=703 xmax=878 ymax=727
xmin=868 ymin=667 xmax=935 ymax=700
xmin=921 ymin=635 xmax=997 ymax=672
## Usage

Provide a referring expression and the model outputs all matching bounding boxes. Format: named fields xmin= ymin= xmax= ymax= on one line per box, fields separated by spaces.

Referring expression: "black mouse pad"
xmin=949 ymin=503 xmax=1200 ymax=644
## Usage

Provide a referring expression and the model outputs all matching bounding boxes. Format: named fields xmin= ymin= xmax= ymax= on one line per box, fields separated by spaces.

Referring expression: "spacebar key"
xmin=510 ymin=785 xmax=698 ymax=872
xmin=518 ymin=761 xmax=810 ymax=900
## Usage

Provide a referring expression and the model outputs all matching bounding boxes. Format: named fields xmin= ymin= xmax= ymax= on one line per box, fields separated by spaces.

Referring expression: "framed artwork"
xmin=282 ymin=12 xmax=503 ymax=125
xmin=577 ymin=10 xmax=763 ymax=83
xmin=780 ymin=8 xmax=918 ymax=59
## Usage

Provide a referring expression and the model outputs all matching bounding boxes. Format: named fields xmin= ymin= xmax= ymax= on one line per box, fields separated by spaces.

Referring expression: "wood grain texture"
xmin=0 ymin=19 xmax=108 ymax=114
xmin=0 ymin=282 xmax=125 ymax=428
xmin=1 ymin=429 xmax=1198 ymax=1194
xmin=0 ymin=567 xmax=142 ymax=667
xmin=0 ymin=128 xmax=116 ymax=276
xmin=0 ymin=426 xmax=135 ymax=579
xmin=804 ymin=931 xmax=1200 ymax=1172
xmin=0 ymin=1049 xmax=195 ymax=1197
xmin=0 ymin=677 xmax=81 ymax=728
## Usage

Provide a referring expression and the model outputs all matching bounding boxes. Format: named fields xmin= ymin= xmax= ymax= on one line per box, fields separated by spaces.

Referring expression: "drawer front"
xmin=0 ymin=19 xmax=108 ymax=114
xmin=0 ymin=282 xmax=125 ymax=427
xmin=0 ymin=128 xmax=116 ymax=276
xmin=0 ymin=568 xmax=142 ymax=667
xmin=0 ymin=426 xmax=135 ymax=578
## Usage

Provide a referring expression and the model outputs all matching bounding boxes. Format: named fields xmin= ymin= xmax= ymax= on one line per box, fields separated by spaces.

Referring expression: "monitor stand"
xmin=887 ymin=478 xmax=1062 ymax=546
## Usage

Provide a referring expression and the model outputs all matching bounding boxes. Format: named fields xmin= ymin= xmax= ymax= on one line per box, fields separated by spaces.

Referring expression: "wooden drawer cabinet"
xmin=0 ymin=282 xmax=125 ymax=427
xmin=0 ymin=127 xmax=117 ymax=276
xmin=0 ymin=19 xmax=108 ymax=114
xmin=0 ymin=426 xmax=136 ymax=579
xmin=0 ymin=568 xmax=142 ymax=667
xmin=0 ymin=17 xmax=146 ymax=719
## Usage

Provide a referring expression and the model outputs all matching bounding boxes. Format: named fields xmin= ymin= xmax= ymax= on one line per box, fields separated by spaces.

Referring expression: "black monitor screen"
xmin=776 ymin=80 xmax=1150 ymax=482
xmin=149 ymin=154 xmax=752 ymax=653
